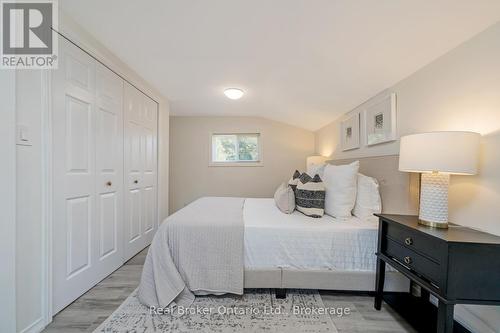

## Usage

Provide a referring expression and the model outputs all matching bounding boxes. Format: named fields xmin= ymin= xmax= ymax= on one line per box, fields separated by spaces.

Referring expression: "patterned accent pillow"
xmin=298 ymin=172 xmax=312 ymax=184
xmin=287 ymin=170 xmax=302 ymax=192
xmin=295 ymin=174 xmax=325 ymax=218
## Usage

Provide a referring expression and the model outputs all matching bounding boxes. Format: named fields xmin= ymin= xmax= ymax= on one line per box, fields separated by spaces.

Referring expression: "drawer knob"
xmin=106 ymin=181 xmax=112 ymax=186
xmin=134 ymin=180 xmax=139 ymax=184
xmin=404 ymin=256 xmax=412 ymax=265
xmin=405 ymin=237 xmax=413 ymax=245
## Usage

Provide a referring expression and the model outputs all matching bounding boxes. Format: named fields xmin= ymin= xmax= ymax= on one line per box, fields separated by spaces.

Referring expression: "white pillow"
xmin=307 ymin=163 xmax=326 ymax=178
xmin=353 ymin=173 xmax=382 ymax=219
xmin=274 ymin=183 xmax=295 ymax=214
xmin=323 ymin=161 xmax=359 ymax=218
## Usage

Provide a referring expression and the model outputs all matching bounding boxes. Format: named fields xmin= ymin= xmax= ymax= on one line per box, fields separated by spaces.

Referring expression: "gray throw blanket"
xmin=138 ymin=197 xmax=245 ymax=308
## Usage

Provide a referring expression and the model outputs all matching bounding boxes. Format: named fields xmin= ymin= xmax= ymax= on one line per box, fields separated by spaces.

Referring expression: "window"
xmin=210 ymin=133 xmax=262 ymax=166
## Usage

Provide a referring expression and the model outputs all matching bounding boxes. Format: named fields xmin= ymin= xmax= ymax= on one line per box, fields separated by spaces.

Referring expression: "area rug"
xmin=94 ymin=289 xmax=338 ymax=332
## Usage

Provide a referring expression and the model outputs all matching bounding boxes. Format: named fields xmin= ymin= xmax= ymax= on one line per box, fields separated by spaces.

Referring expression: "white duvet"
xmin=139 ymin=197 xmax=245 ymax=308
xmin=244 ymin=198 xmax=380 ymax=271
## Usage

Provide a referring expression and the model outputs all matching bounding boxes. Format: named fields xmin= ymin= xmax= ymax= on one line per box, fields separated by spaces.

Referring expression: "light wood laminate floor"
xmin=43 ymin=247 xmax=415 ymax=333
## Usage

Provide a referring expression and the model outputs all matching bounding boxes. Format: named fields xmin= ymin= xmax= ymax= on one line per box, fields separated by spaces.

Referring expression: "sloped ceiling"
xmin=60 ymin=0 xmax=500 ymax=130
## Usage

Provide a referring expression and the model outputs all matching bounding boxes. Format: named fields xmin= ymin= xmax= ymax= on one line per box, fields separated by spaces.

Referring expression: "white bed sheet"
xmin=244 ymin=198 xmax=380 ymax=271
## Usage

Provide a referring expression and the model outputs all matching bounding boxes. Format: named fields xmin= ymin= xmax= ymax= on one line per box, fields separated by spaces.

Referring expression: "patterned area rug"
xmin=94 ymin=289 xmax=338 ymax=332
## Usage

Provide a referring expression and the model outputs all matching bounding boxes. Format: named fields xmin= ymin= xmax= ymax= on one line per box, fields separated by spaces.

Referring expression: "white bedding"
xmin=244 ymin=198 xmax=380 ymax=271
xmin=139 ymin=197 xmax=245 ymax=308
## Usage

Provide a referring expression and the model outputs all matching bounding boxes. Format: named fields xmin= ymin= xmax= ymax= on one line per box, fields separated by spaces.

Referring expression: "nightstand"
xmin=374 ymin=214 xmax=500 ymax=333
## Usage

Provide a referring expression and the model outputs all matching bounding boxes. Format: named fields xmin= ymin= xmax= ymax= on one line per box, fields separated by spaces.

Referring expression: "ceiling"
xmin=60 ymin=0 xmax=500 ymax=131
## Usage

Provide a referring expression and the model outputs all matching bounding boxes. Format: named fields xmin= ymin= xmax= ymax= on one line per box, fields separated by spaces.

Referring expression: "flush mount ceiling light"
xmin=224 ymin=88 xmax=244 ymax=100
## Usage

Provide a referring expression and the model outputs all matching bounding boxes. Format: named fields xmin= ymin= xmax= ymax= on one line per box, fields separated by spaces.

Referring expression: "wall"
xmin=15 ymin=70 xmax=46 ymax=333
xmin=1 ymin=71 xmax=17 ymax=333
xmin=13 ymin=11 xmax=170 ymax=333
xmin=315 ymin=21 xmax=500 ymax=333
xmin=169 ymin=116 xmax=315 ymax=213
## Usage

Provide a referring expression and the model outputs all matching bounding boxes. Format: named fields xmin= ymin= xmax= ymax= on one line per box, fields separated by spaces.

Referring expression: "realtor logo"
xmin=1 ymin=0 xmax=58 ymax=69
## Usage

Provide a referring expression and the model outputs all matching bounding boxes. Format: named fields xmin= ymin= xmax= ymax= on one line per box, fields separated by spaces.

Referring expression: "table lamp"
xmin=399 ymin=131 xmax=480 ymax=228
xmin=306 ymin=155 xmax=328 ymax=171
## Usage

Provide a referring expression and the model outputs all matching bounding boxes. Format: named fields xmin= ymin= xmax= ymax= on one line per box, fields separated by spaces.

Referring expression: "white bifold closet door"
xmin=123 ymin=82 xmax=158 ymax=261
xmin=52 ymin=39 xmax=124 ymax=314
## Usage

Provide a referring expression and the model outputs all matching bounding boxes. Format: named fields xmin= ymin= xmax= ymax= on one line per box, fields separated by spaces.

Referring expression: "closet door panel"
xmin=143 ymin=127 xmax=156 ymax=182
xmin=141 ymin=96 xmax=158 ymax=236
xmin=53 ymin=38 xmax=97 ymax=314
xmin=124 ymin=83 xmax=143 ymax=259
xmin=66 ymin=97 xmax=91 ymax=173
xmin=65 ymin=53 xmax=94 ymax=99
xmin=128 ymin=189 xmax=142 ymax=242
xmin=142 ymin=126 xmax=156 ymax=235
xmin=96 ymin=110 xmax=116 ymax=169
xmin=98 ymin=192 xmax=117 ymax=258
xmin=94 ymin=63 xmax=124 ymax=270
xmin=123 ymin=83 xmax=158 ymax=261
xmin=95 ymin=63 xmax=123 ymax=189
xmin=66 ymin=196 xmax=91 ymax=277
xmin=127 ymin=122 xmax=143 ymax=188
xmin=142 ymin=96 xmax=156 ymax=125
xmin=143 ymin=185 xmax=155 ymax=234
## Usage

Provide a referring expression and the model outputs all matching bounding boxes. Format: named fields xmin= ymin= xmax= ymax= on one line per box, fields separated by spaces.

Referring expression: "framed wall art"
xmin=341 ymin=112 xmax=360 ymax=151
xmin=364 ymin=93 xmax=397 ymax=146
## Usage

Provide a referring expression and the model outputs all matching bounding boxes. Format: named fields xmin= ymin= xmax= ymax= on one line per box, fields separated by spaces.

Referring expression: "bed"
xmin=139 ymin=155 xmax=419 ymax=307
xmin=244 ymin=197 xmax=408 ymax=292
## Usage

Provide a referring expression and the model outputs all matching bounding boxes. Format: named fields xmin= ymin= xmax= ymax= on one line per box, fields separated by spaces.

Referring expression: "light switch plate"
xmin=16 ymin=124 xmax=32 ymax=146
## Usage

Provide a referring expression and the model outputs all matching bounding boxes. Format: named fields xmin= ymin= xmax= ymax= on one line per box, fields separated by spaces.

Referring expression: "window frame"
xmin=209 ymin=131 xmax=264 ymax=167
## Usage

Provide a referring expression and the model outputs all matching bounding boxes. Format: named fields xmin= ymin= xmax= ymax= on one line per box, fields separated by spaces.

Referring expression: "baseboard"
xmin=19 ymin=317 xmax=46 ymax=333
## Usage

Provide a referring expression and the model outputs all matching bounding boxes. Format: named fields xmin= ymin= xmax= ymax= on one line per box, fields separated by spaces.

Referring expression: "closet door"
xmin=141 ymin=92 xmax=159 ymax=241
xmin=94 ymin=63 xmax=124 ymax=273
xmin=123 ymin=82 xmax=158 ymax=261
xmin=52 ymin=38 xmax=124 ymax=314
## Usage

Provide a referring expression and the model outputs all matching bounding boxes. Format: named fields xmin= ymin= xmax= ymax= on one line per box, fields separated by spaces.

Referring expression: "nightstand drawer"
xmin=386 ymin=221 xmax=446 ymax=264
xmin=384 ymin=238 xmax=443 ymax=288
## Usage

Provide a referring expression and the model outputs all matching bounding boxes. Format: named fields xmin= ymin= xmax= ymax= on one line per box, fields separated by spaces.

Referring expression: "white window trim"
xmin=209 ymin=132 xmax=264 ymax=167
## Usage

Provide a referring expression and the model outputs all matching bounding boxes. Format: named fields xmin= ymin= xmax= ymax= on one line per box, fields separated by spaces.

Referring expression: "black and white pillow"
xmin=287 ymin=170 xmax=301 ymax=192
xmin=295 ymin=174 xmax=325 ymax=218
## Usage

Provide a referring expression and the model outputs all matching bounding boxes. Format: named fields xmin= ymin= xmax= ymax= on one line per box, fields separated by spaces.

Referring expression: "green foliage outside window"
xmin=212 ymin=134 xmax=260 ymax=163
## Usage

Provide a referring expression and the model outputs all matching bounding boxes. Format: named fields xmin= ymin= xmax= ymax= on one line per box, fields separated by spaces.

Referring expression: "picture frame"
xmin=364 ymin=93 xmax=397 ymax=146
xmin=341 ymin=112 xmax=360 ymax=151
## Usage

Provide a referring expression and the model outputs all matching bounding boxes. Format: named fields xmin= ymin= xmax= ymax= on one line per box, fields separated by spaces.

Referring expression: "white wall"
xmin=169 ymin=116 xmax=315 ymax=213
xmin=1 ymin=71 xmax=17 ymax=333
xmin=315 ymin=21 xmax=500 ymax=333
xmin=13 ymin=11 xmax=170 ymax=333
xmin=15 ymin=70 xmax=46 ymax=333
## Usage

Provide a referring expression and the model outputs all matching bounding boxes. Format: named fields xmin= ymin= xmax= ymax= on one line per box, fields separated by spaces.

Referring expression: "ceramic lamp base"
xmin=419 ymin=173 xmax=450 ymax=229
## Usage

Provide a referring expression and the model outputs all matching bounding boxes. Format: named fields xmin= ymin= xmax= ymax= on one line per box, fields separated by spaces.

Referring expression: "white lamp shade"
xmin=307 ymin=155 xmax=327 ymax=170
xmin=399 ymin=131 xmax=480 ymax=175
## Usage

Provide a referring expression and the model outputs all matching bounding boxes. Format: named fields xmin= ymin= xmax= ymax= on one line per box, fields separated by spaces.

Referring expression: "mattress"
xmin=244 ymin=198 xmax=380 ymax=271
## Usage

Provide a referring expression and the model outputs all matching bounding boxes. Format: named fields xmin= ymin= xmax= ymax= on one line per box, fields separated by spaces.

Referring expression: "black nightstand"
xmin=374 ymin=214 xmax=500 ymax=333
